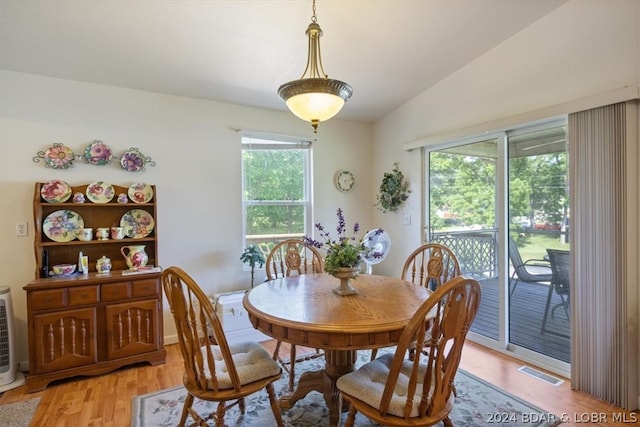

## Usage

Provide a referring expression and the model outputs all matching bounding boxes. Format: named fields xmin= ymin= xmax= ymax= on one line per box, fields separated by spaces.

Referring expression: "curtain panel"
xmin=569 ymin=101 xmax=639 ymax=410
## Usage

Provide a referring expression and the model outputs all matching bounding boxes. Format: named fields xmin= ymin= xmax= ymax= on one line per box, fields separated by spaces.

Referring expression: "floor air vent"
xmin=517 ymin=366 xmax=564 ymax=386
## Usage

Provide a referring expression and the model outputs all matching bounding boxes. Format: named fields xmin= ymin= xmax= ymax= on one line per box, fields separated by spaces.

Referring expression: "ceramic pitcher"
xmin=120 ymin=245 xmax=148 ymax=269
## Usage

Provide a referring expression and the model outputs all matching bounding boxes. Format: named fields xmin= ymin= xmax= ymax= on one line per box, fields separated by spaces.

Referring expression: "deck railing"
xmin=431 ymin=229 xmax=498 ymax=279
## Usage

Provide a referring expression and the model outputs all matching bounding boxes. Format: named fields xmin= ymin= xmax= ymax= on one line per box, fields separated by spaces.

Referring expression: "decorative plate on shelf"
xmin=120 ymin=148 xmax=147 ymax=172
xmin=83 ymin=140 xmax=113 ymax=165
xmin=40 ymin=180 xmax=72 ymax=203
xmin=334 ymin=170 xmax=355 ymax=192
xmin=120 ymin=209 xmax=155 ymax=238
xmin=43 ymin=143 xmax=75 ymax=169
xmin=43 ymin=210 xmax=84 ymax=242
xmin=86 ymin=181 xmax=115 ymax=203
xmin=128 ymin=182 xmax=153 ymax=204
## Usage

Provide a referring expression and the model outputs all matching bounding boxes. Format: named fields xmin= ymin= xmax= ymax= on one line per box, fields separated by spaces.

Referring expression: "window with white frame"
xmin=241 ymin=134 xmax=312 ymax=258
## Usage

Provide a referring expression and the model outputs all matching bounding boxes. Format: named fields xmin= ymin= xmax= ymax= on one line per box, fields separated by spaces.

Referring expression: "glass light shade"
xmin=279 ymin=77 xmax=353 ymax=131
xmin=286 ymin=92 xmax=345 ymax=122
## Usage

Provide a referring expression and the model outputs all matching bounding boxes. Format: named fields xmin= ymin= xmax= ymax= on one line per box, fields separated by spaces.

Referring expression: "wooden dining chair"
xmin=265 ymin=239 xmax=324 ymax=391
xmin=371 ymin=242 xmax=461 ymax=361
xmin=401 ymin=243 xmax=461 ymax=290
xmin=337 ymin=275 xmax=481 ymax=427
xmin=162 ymin=266 xmax=284 ymax=427
xmin=265 ymin=238 xmax=324 ymax=279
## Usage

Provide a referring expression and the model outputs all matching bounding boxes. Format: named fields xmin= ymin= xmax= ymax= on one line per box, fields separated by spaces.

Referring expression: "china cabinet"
xmin=24 ymin=182 xmax=165 ymax=392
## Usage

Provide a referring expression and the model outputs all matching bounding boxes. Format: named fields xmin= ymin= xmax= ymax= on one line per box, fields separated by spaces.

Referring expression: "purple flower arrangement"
xmin=305 ymin=208 xmax=384 ymax=275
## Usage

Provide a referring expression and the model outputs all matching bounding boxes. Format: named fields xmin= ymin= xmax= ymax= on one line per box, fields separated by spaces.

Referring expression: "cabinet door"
xmin=105 ymin=299 xmax=160 ymax=359
xmin=32 ymin=308 xmax=98 ymax=373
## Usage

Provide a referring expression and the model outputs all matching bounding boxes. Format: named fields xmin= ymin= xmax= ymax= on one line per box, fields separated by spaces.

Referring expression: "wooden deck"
xmin=470 ymin=277 xmax=571 ymax=362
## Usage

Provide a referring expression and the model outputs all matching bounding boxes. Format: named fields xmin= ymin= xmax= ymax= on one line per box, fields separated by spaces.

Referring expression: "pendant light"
xmin=278 ymin=0 xmax=352 ymax=133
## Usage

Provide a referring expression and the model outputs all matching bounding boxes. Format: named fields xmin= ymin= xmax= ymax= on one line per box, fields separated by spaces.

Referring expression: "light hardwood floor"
xmin=0 ymin=341 xmax=637 ymax=426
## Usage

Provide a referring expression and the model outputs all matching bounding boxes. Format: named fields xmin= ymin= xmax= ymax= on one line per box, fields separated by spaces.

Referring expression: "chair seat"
xmin=337 ymin=353 xmax=443 ymax=418
xmin=519 ymin=264 xmax=553 ymax=281
xmin=201 ymin=341 xmax=282 ymax=390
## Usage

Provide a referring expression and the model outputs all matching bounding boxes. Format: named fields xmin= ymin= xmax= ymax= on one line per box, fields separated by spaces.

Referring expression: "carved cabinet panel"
xmin=32 ymin=307 xmax=97 ymax=373
xmin=105 ymin=299 xmax=160 ymax=360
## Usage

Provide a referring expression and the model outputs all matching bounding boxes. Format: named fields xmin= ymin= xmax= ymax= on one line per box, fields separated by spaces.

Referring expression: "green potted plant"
xmin=240 ymin=245 xmax=265 ymax=288
xmin=375 ymin=162 xmax=411 ymax=213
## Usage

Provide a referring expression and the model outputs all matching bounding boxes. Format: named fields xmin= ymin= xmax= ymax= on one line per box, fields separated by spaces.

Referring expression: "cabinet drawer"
xmin=101 ymin=282 xmax=130 ymax=302
xmin=68 ymin=286 xmax=99 ymax=306
xmin=31 ymin=289 xmax=65 ymax=310
xmin=131 ymin=279 xmax=158 ymax=298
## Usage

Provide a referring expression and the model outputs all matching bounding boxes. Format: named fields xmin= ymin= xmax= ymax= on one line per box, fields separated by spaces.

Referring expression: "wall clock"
xmin=335 ymin=170 xmax=355 ymax=192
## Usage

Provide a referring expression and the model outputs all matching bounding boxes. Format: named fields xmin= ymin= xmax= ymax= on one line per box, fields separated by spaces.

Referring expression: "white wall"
xmin=0 ymin=70 xmax=373 ymax=364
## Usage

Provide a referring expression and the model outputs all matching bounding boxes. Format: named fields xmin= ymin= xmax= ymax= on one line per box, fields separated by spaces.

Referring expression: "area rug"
xmin=0 ymin=398 xmax=40 ymax=427
xmin=132 ymin=352 xmax=561 ymax=427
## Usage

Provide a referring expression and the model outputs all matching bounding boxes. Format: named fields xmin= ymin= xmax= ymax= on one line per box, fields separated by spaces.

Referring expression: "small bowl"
xmin=52 ymin=264 xmax=76 ymax=276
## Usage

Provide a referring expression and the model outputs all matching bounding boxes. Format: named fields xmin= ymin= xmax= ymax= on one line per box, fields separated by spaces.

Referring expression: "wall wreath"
xmin=375 ymin=162 xmax=411 ymax=213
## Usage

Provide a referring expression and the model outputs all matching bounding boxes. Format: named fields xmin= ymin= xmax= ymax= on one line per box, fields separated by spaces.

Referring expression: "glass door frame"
xmin=423 ymin=118 xmax=570 ymax=378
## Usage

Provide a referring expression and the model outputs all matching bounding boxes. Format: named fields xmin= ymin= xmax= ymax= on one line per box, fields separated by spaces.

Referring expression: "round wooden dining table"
xmin=243 ymin=273 xmax=431 ymax=426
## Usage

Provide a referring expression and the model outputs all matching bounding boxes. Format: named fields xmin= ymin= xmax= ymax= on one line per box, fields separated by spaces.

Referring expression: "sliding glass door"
xmin=426 ymin=118 xmax=570 ymax=373
xmin=507 ymin=123 xmax=570 ymax=363
xmin=428 ymin=137 xmax=500 ymax=341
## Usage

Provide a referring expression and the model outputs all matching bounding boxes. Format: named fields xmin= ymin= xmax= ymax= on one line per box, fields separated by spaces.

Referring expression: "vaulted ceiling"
xmin=0 ymin=1 xmax=568 ymax=123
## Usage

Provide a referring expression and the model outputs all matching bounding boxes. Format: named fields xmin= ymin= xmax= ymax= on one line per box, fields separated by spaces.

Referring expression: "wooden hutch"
xmin=23 ymin=182 xmax=166 ymax=392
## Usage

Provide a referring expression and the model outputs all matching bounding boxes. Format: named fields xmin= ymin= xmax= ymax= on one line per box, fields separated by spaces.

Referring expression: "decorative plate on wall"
xmin=35 ymin=143 xmax=76 ymax=169
xmin=120 ymin=148 xmax=155 ymax=172
xmin=334 ymin=170 xmax=355 ymax=192
xmin=83 ymin=140 xmax=114 ymax=165
xmin=120 ymin=148 xmax=146 ymax=172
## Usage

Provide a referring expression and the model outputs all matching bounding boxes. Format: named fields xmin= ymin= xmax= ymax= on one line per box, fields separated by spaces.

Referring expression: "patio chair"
xmin=162 ymin=266 xmax=284 ymax=427
xmin=337 ymin=276 xmax=481 ymax=427
xmin=265 ymin=239 xmax=324 ymax=391
xmin=508 ymin=238 xmax=552 ymax=298
xmin=541 ymin=249 xmax=570 ymax=337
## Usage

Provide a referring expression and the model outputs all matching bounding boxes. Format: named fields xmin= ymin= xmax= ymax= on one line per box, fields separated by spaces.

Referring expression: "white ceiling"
xmin=0 ymin=1 xmax=568 ymax=123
